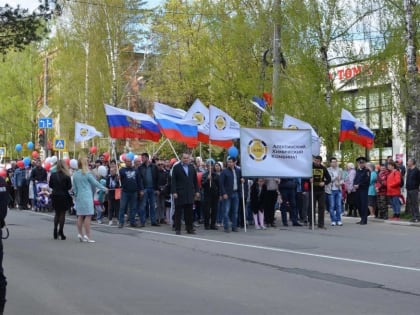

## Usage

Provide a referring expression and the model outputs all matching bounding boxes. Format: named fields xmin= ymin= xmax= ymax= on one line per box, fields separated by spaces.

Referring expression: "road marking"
xmin=30 ymin=211 xmax=420 ymax=272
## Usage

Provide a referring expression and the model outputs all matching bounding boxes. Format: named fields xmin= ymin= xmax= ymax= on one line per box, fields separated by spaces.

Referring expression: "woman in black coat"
xmin=49 ymin=160 xmax=72 ymax=240
xmin=250 ymin=178 xmax=267 ymax=230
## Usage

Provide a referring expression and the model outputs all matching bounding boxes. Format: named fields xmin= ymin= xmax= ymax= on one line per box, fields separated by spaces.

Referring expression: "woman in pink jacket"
xmin=386 ymin=161 xmax=402 ymax=220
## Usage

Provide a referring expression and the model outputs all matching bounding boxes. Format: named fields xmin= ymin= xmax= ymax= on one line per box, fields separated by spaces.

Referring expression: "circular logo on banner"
xmin=247 ymin=139 xmax=268 ymax=161
xmin=79 ymin=128 xmax=88 ymax=137
xmin=193 ymin=112 xmax=205 ymax=125
xmin=214 ymin=115 xmax=227 ymax=130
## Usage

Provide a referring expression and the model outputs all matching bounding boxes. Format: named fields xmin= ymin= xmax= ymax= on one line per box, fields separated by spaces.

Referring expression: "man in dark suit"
xmin=171 ymin=152 xmax=200 ymax=235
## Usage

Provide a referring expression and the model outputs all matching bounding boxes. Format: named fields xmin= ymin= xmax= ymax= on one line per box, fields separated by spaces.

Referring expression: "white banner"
xmin=240 ymin=128 xmax=312 ymax=178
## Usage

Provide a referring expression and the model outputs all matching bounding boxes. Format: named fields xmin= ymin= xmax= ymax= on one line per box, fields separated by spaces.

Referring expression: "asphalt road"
xmin=3 ymin=210 xmax=420 ymax=315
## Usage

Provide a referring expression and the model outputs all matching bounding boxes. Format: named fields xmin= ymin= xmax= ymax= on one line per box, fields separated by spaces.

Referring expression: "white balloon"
xmin=98 ymin=165 xmax=108 ymax=177
xmin=69 ymin=159 xmax=78 ymax=170
xmin=50 ymin=156 xmax=58 ymax=164
xmin=45 ymin=157 xmax=52 ymax=164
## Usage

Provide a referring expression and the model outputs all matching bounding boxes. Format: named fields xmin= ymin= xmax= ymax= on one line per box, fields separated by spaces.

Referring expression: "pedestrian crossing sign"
xmin=54 ymin=139 xmax=66 ymax=151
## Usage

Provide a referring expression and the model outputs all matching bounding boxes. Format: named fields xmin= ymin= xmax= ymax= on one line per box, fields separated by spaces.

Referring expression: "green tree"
xmin=0 ymin=2 xmax=51 ymax=55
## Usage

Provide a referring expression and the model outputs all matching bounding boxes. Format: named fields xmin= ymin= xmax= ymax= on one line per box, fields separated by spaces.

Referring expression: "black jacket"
xmin=138 ymin=163 xmax=158 ymax=190
xmin=171 ymin=163 xmax=199 ymax=205
xmin=405 ymin=166 xmax=420 ymax=191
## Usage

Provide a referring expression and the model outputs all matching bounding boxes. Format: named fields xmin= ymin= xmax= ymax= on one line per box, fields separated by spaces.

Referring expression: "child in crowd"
xmin=94 ymin=178 xmax=107 ymax=224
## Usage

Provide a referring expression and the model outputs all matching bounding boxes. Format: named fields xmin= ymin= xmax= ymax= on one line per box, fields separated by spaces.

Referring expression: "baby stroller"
xmin=36 ymin=182 xmax=52 ymax=212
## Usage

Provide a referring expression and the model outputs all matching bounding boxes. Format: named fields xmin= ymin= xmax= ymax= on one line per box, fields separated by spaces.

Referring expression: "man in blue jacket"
xmin=219 ymin=157 xmax=243 ymax=232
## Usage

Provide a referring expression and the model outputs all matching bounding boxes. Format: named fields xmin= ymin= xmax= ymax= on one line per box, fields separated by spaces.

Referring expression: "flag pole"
xmin=167 ymin=139 xmax=179 ymax=160
xmin=242 ymin=181 xmax=247 ymax=232
xmin=209 ymin=140 xmax=212 ymax=188
xmin=153 ymin=138 xmax=168 ymax=157
xmin=311 ymin=180 xmax=314 ymax=231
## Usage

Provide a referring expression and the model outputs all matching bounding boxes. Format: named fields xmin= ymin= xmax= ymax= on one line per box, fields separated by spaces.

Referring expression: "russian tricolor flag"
xmin=153 ymin=104 xmax=198 ymax=148
xmin=104 ymin=104 xmax=161 ymax=141
xmin=339 ymin=109 xmax=374 ymax=149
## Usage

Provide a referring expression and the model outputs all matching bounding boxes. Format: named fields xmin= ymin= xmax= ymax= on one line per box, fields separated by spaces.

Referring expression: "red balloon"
xmin=90 ymin=146 xmax=97 ymax=154
xmin=121 ymin=153 xmax=126 ymax=162
xmin=170 ymin=158 xmax=177 ymax=165
xmin=44 ymin=162 xmax=51 ymax=172
xmin=31 ymin=151 xmax=39 ymax=159
xmin=103 ymin=152 xmax=110 ymax=161
xmin=0 ymin=168 xmax=6 ymax=178
xmin=63 ymin=158 xmax=70 ymax=166
xmin=17 ymin=161 xmax=24 ymax=169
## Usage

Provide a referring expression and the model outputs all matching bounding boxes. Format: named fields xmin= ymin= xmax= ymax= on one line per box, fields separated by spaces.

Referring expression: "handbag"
xmin=114 ymin=188 xmax=121 ymax=200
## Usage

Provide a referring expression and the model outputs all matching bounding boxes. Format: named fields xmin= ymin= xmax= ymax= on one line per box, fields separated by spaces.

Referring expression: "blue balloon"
xmin=126 ymin=152 xmax=135 ymax=161
xmin=23 ymin=157 xmax=31 ymax=167
xmin=27 ymin=141 xmax=34 ymax=150
xmin=227 ymin=146 xmax=239 ymax=158
xmin=15 ymin=144 xmax=22 ymax=152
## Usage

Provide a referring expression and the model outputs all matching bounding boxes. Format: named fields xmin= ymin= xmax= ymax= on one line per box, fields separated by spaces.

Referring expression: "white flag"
xmin=184 ymin=99 xmax=210 ymax=136
xmin=209 ymin=105 xmax=240 ymax=141
xmin=75 ymin=122 xmax=103 ymax=143
xmin=154 ymin=102 xmax=186 ymax=119
xmin=282 ymin=114 xmax=321 ymax=156
xmin=240 ymin=128 xmax=312 ymax=178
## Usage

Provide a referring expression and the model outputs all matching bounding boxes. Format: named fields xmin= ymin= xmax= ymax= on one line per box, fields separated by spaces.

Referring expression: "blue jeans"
xmin=279 ymin=189 xmax=298 ymax=224
xmin=329 ymin=190 xmax=342 ymax=223
xmin=390 ymin=196 xmax=401 ymax=215
xmin=140 ymin=188 xmax=157 ymax=225
xmin=119 ymin=191 xmax=138 ymax=225
xmin=222 ymin=192 xmax=239 ymax=230
xmin=217 ymin=200 xmax=224 ymax=224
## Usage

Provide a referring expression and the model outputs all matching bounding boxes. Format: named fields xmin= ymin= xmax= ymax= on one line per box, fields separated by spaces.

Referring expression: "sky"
xmin=0 ymin=0 xmax=163 ymax=11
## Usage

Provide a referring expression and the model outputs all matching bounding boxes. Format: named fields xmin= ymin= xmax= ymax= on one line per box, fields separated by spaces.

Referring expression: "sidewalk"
xmin=341 ymin=214 xmax=420 ymax=227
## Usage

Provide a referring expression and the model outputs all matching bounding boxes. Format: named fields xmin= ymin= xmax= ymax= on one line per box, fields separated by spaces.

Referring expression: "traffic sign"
xmin=39 ymin=105 xmax=53 ymax=118
xmin=0 ymin=147 xmax=5 ymax=156
xmin=39 ymin=117 xmax=53 ymax=129
xmin=54 ymin=139 xmax=66 ymax=151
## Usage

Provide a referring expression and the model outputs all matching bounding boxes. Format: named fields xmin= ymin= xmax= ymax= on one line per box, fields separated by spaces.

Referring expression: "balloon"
xmin=45 ymin=157 xmax=52 ymax=164
xmin=227 ymin=146 xmax=239 ymax=158
xmin=70 ymin=159 xmax=78 ymax=170
xmin=120 ymin=154 xmax=126 ymax=162
xmin=17 ymin=160 xmax=24 ymax=169
xmin=44 ymin=162 xmax=51 ymax=172
xmin=170 ymin=158 xmax=177 ymax=165
xmin=15 ymin=144 xmax=22 ymax=152
xmin=90 ymin=146 xmax=97 ymax=154
xmin=0 ymin=168 xmax=6 ymax=178
xmin=27 ymin=141 xmax=34 ymax=150
xmin=63 ymin=158 xmax=70 ymax=166
xmin=103 ymin=152 xmax=110 ymax=161
xmin=23 ymin=157 xmax=31 ymax=167
xmin=98 ymin=165 xmax=108 ymax=178
xmin=31 ymin=151 xmax=39 ymax=159
xmin=126 ymin=152 xmax=135 ymax=161
xmin=50 ymin=156 xmax=57 ymax=165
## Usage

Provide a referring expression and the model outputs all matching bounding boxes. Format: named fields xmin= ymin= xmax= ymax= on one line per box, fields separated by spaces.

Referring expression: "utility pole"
xmin=271 ymin=0 xmax=282 ymax=127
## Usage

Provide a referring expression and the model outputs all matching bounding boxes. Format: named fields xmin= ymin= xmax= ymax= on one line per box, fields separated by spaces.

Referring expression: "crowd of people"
xmin=1 ymin=151 xmax=419 ymax=241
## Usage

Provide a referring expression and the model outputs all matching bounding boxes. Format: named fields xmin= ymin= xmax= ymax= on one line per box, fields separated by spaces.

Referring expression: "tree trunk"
xmin=404 ymin=0 xmax=420 ymax=161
